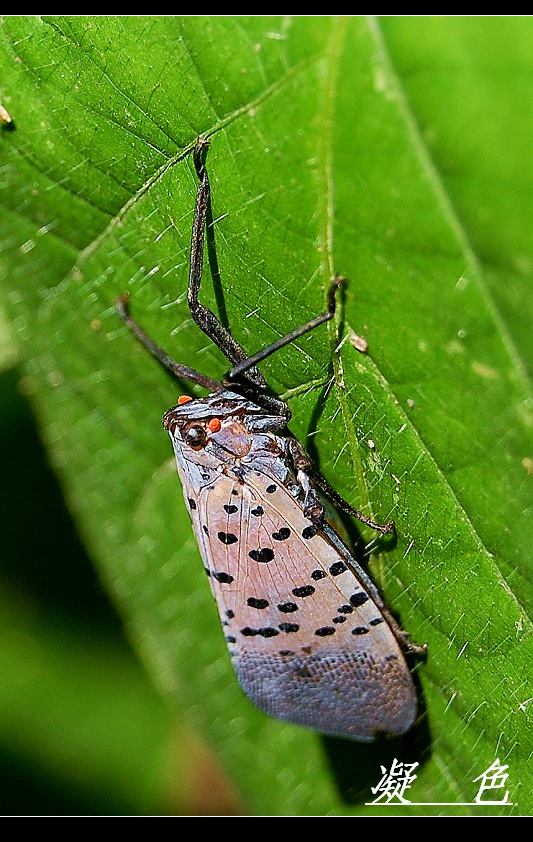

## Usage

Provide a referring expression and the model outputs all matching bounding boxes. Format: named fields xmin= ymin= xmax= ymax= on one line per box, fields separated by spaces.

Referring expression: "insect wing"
xmin=170 ymin=427 xmax=416 ymax=742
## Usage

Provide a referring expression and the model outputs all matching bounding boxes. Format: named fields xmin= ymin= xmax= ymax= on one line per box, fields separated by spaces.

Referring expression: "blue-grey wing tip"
xmin=233 ymin=648 xmax=417 ymax=742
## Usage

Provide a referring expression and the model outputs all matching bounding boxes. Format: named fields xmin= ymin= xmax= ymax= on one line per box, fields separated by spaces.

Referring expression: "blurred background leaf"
xmin=0 ymin=16 xmax=531 ymax=815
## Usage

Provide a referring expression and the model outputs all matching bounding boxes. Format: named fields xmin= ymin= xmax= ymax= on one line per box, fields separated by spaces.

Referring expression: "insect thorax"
xmin=163 ymin=390 xmax=296 ymax=485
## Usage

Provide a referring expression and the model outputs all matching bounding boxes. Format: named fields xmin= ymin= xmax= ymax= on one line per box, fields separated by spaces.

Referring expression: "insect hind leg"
xmin=288 ymin=436 xmax=394 ymax=535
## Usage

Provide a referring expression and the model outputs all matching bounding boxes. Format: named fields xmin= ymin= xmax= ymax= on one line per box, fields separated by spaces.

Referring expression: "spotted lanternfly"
xmin=117 ymin=139 xmax=425 ymax=742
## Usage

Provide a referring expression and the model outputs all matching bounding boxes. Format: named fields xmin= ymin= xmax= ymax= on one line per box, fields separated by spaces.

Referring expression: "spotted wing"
xmin=182 ymin=465 xmax=416 ymax=742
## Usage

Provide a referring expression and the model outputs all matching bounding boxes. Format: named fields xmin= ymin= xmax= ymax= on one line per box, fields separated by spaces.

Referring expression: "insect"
xmin=117 ymin=139 xmax=424 ymax=741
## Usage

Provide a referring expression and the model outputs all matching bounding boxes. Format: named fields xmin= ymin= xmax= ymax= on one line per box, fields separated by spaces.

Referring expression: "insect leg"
xmin=218 ymin=274 xmax=345 ymax=417
xmin=291 ymin=460 xmax=326 ymax=523
xmin=313 ymin=469 xmax=395 ymax=534
xmin=189 ymin=143 xmax=346 ymax=420
xmin=188 ymin=140 xmax=267 ymax=389
xmin=225 ymin=275 xmax=346 ymax=383
xmin=116 ymin=294 xmax=223 ymax=391
xmin=288 ymin=436 xmax=395 ymax=535
xmin=320 ymin=520 xmax=427 ymax=658
xmin=289 ymin=433 xmax=426 ymax=658
xmin=116 ymin=140 xmax=266 ymax=396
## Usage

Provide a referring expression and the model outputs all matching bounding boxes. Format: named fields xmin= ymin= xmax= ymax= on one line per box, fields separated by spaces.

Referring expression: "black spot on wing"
xmin=223 ymin=504 xmax=238 ymax=514
xmin=218 ymin=531 xmax=238 ymax=545
xmin=302 ymin=524 xmax=318 ymax=539
xmin=315 ymin=626 xmax=336 ymax=637
xmin=292 ymin=585 xmax=315 ymax=598
xmin=279 ymin=623 xmax=299 ymax=633
xmin=329 ymin=561 xmax=347 ymax=576
xmin=249 ymin=548 xmax=275 ymax=563
xmin=241 ymin=626 xmax=279 ymax=638
xmin=213 ymin=571 xmax=234 ymax=584
xmin=278 ymin=602 xmax=298 ymax=613
xmin=247 ymin=597 xmax=269 ymax=609
xmin=272 ymin=527 xmax=291 ymax=541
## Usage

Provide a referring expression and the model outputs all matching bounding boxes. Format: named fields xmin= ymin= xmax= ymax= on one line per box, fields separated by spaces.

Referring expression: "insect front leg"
xmin=286 ymin=437 xmax=326 ymax=524
xmin=297 ymin=470 xmax=325 ymax=524
xmin=288 ymin=436 xmax=394 ymax=535
xmin=313 ymin=469 xmax=395 ymax=535
xmin=188 ymin=140 xmax=267 ymax=390
xmin=116 ymin=294 xmax=223 ymax=392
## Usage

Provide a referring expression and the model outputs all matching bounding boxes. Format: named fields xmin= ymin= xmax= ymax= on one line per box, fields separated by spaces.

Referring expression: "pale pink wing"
xmin=185 ymin=468 xmax=416 ymax=742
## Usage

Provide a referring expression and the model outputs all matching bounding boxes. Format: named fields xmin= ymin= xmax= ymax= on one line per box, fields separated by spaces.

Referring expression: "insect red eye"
xmin=184 ymin=425 xmax=207 ymax=449
xmin=208 ymin=417 xmax=221 ymax=432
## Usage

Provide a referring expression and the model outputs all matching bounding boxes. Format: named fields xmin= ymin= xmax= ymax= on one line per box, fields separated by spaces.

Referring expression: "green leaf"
xmin=1 ymin=16 xmax=531 ymax=815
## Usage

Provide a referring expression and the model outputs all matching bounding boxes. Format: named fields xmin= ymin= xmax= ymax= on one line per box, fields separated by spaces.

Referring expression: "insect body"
xmin=118 ymin=140 xmax=423 ymax=741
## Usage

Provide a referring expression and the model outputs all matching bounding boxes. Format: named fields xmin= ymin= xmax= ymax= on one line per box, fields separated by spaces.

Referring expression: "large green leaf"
xmin=0 ymin=16 xmax=531 ymax=815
